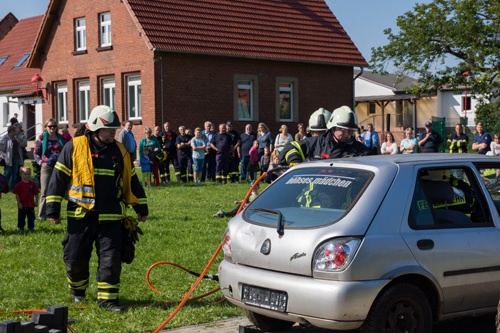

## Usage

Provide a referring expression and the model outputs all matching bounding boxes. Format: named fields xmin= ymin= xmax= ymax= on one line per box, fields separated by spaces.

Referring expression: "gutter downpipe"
xmin=353 ymin=67 xmax=364 ymax=109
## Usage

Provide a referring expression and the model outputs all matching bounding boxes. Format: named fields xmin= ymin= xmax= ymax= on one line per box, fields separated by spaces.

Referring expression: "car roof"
xmin=292 ymin=153 xmax=499 ymax=169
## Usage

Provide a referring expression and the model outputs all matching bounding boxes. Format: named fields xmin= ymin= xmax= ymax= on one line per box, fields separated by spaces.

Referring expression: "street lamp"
xmin=31 ymin=73 xmax=43 ymax=98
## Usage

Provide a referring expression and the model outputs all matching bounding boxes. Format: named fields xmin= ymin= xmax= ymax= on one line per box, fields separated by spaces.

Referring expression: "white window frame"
xmin=2 ymin=102 xmax=9 ymax=125
xmin=234 ymin=74 xmax=258 ymax=121
xmin=276 ymin=77 xmax=298 ymax=122
xmin=78 ymin=81 xmax=90 ymax=122
xmin=75 ymin=17 xmax=87 ymax=51
xmin=237 ymin=81 xmax=254 ymax=121
xmin=56 ymin=84 xmax=68 ymax=123
xmin=102 ymin=78 xmax=115 ymax=109
xmin=99 ymin=12 xmax=112 ymax=47
xmin=127 ymin=75 xmax=142 ymax=119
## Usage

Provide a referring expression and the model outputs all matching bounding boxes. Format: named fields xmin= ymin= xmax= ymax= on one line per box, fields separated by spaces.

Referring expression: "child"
xmin=260 ymin=146 xmax=270 ymax=176
xmin=246 ymin=140 xmax=259 ymax=182
xmin=490 ymin=134 xmax=500 ymax=156
xmin=213 ymin=182 xmax=260 ymax=218
xmin=12 ymin=166 xmax=40 ymax=233
xmin=265 ymin=150 xmax=282 ymax=183
xmin=191 ymin=127 xmax=206 ymax=185
xmin=140 ymin=147 xmax=152 ymax=188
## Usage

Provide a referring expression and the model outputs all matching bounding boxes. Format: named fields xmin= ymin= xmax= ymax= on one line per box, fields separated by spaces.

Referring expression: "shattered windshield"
xmin=244 ymin=167 xmax=373 ymax=228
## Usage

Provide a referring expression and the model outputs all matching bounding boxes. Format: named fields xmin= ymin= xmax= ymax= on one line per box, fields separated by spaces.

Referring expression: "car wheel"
xmin=360 ymin=283 xmax=432 ymax=333
xmin=245 ymin=310 xmax=295 ymax=332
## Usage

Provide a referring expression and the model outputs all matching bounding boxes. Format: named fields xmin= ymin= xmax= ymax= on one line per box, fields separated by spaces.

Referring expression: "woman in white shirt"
xmin=274 ymin=125 xmax=294 ymax=153
xmin=381 ymin=131 xmax=398 ymax=155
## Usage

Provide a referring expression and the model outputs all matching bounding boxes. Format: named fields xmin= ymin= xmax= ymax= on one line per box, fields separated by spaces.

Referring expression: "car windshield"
xmin=244 ymin=167 xmax=373 ymax=228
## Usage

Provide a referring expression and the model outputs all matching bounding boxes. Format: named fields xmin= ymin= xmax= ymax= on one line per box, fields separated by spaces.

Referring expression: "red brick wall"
xmin=154 ymin=53 xmax=353 ymax=135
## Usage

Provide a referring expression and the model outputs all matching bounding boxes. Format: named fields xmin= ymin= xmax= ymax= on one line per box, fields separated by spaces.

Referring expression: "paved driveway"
xmin=164 ymin=314 xmax=496 ymax=333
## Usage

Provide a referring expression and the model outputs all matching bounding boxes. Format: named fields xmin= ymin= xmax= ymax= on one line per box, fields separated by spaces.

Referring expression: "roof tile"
xmin=125 ymin=0 xmax=367 ymax=66
xmin=0 ymin=15 xmax=42 ymax=92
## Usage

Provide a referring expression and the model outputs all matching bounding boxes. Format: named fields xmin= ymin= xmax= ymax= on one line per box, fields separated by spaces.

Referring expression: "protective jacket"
xmin=46 ymin=135 xmax=148 ymax=222
xmin=279 ymin=130 xmax=370 ymax=166
xmin=447 ymin=133 xmax=468 ymax=154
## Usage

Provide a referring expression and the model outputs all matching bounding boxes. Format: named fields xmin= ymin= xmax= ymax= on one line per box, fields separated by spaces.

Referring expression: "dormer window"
xmin=12 ymin=53 xmax=29 ymax=69
xmin=0 ymin=56 xmax=7 ymax=66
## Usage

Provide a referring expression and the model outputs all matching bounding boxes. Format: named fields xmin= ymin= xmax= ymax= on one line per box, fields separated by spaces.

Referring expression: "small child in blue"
xmin=140 ymin=147 xmax=153 ymax=188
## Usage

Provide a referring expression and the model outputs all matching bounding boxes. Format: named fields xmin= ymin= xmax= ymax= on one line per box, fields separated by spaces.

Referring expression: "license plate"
xmin=241 ymin=284 xmax=288 ymax=312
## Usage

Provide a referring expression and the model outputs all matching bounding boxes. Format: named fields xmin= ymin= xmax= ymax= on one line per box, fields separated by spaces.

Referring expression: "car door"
xmin=400 ymin=165 xmax=500 ymax=314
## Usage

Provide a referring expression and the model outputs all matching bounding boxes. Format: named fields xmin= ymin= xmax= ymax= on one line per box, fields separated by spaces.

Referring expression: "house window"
xmin=368 ymin=102 xmax=376 ymax=114
xmin=276 ymin=78 xmax=298 ymax=122
xmin=99 ymin=12 xmax=111 ymax=47
xmin=78 ymin=81 xmax=90 ymax=122
xmin=234 ymin=75 xmax=259 ymax=121
xmin=102 ymin=78 xmax=115 ymax=109
xmin=0 ymin=56 xmax=8 ymax=66
xmin=13 ymin=53 xmax=30 ymax=69
xmin=56 ymin=84 xmax=68 ymax=123
xmin=237 ymin=80 xmax=253 ymax=120
xmin=127 ymin=75 xmax=141 ymax=119
xmin=75 ymin=17 xmax=86 ymax=51
xmin=462 ymin=96 xmax=471 ymax=111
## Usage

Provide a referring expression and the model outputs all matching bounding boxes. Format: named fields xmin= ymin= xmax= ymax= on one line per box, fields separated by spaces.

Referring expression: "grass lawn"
xmin=0 ymin=165 xmax=258 ymax=333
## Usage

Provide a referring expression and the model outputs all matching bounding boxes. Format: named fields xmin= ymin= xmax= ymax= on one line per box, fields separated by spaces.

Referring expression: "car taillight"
xmin=222 ymin=230 xmax=232 ymax=262
xmin=313 ymin=237 xmax=361 ymax=272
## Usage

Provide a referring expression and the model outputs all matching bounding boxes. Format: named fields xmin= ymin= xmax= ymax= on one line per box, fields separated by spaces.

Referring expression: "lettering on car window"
xmin=285 ymin=175 xmax=353 ymax=188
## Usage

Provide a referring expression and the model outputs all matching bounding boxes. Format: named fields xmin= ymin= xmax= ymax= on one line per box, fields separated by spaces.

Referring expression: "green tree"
xmin=370 ymin=0 xmax=500 ymax=132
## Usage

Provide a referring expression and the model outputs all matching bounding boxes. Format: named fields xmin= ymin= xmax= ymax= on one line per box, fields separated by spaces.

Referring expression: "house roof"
xmin=30 ymin=0 xmax=367 ymax=68
xmin=354 ymin=69 xmax=418 ymax=92
xmin=0 ymin=15 xmax=43 ymax=93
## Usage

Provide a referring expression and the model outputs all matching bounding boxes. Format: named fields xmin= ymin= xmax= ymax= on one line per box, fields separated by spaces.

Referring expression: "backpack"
xmin=0 ymin=173 xmax=8 ymax=193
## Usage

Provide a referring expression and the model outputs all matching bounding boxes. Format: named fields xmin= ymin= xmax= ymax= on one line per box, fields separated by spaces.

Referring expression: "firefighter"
xmin=279 ymin=106 xmax=370 ymax=166
xmin=46 ymin=105 xmax=148 ymax=312
xmin=210 ymin=123 xmax=233 ymax=183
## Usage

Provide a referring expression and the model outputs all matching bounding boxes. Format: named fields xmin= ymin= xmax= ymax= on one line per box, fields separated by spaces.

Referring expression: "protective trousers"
xmin=215 ymin=152 xmax=230 ymax=183
xmin=62 ymin=215 xmax=123 ymax=305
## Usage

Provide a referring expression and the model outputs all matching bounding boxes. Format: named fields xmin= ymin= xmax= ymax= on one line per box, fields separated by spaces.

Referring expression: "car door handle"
xmin=417 ymin=239 xmax=434 ymax=250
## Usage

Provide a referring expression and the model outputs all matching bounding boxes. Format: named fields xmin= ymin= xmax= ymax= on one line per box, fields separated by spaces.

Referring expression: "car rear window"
xmin=244 ymin=167 xmax=373 ymax=228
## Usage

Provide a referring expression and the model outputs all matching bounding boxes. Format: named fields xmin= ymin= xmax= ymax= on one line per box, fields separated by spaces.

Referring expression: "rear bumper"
xmin=218 ymin=260 xmax=388 ymax=330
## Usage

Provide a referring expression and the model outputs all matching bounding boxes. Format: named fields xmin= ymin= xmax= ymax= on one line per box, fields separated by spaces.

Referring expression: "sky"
xmin=1 ymin=0 xmax=431 ymax=71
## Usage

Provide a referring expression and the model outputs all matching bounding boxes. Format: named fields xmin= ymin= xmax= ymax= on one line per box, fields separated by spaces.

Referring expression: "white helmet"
xmin=86 ymin=105 xmax=121 ymax=132
xmin=308 ymin=108 xmax=332 ymax=132
xmin=327 ymin=106 xmax=358 ymax=130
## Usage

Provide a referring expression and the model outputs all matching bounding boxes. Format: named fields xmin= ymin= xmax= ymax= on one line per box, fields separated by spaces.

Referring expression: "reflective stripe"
xmin=138 ymin=197 xmax=147 ymax=205
xmin=68 ymin=277 xmax=89 ymax=290
xmin=97 ymin=292 xmax=119 ymax=300
xmin=285 ymin=141 xmax=305 ymax=164
xmin=94 ymin=168 xmax=115 ymax=176
xmin=98 ymin=282 xmax=120 ymax=289
xmin=46 ymin=195 xmax=63 ymax=203
xmin=55 ymin=161 xmax=71 ymax=177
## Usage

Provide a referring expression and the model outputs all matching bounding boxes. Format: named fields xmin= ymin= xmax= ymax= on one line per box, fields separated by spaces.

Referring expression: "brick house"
xmin=28 ymin=0 xmax=367 ymax=139
xmin=0 ymin=14 xmax=44 ymax=140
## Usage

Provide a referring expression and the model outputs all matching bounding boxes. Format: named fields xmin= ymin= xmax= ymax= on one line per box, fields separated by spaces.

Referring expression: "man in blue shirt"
xmin=472 ymin=122 xmax=491 ymax=155
xmin=360 ymin=123 xmax=380 ymax=155
xmin=117 ymin=120 xmax=136 ymax=165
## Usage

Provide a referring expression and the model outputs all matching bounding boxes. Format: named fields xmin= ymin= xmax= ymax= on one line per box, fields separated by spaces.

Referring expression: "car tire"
xmin=245 ymin=310 xmax=295 ymax=332
xmin=360 ymin=282 xmax=432 ymax=333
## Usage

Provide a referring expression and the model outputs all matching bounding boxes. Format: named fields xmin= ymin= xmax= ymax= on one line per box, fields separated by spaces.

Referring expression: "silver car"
xmin=218 ymin=154 xmax=500 ymax=332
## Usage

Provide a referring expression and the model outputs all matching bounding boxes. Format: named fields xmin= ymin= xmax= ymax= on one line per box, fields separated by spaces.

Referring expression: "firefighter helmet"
xmin=86 ymin=105 xmax=121 ymax=132
xmin=308 ymin=108 xmax=332 ymax=132
xmin=326 ymin=106 xmax=358 ymax=130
